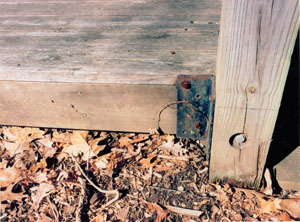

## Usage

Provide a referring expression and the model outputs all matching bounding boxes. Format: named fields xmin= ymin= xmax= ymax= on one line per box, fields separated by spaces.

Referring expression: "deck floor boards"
xmin=0 ymin=0 xmax=220 ymax=84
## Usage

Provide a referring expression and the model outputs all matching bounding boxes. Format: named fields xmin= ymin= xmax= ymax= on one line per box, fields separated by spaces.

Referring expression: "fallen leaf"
xmin=160 ymin=134 xmax=175 ymax=143
xmin=63 ymin=131 xmax=95 ymax=161
xmin=29 ymin=159 xmax=47 ymax=173
xmin=92 ymin=152 xmax=124 ymax=170
xmin=2 ymin=127 xmax=45 ymax=154
xmin=91 ymin=213 xmax=107 ymax=222
xmin=29 ymin=172 xmax=49 ymax=183
xmin=236 ymin=188 xmax=281 ymax=215
xmin=142 ymin=200 xmax=169 ymax=222
xmin=37 ymin=138 xmax=53 ymax=148
xmin=276 ymin=211 xmax=294 ymax=221
xmin=30 ymin=183 xmax=54 ymax=210
xmin=119 ymin=137 xmax=131 ymax=148
xmin=88 ymin=137 xmax=106 ymax=155
xmin=116 ymin=207 xmax=129 ymax=221
xmin=159 ymin=141 xmax=187 ymax=156
xmin=280 ymin=198 xmax=300 ymax=219
xmin=136 ymin=152 xmax=159 ymax=169
xmin=216 ymin=189 xmax=230 ymax=205
xmin=0 ymin=183 xmax=24 ymax=202
xmin=259 ymin=198 xmax=282 ymax=215
xmin=0 ymin=167 xmax=22 ymax=187
xmin=37 ymin=138 xmax=57 ymax=158
xmin=129 ymin=134 xmax=149 ymax=143
xmin=78 ymin=130 xmax=89 ymax=140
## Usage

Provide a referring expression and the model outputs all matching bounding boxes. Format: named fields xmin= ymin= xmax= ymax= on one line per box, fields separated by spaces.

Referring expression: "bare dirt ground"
xmin=0 ymin=126 xmax=299 ymax=221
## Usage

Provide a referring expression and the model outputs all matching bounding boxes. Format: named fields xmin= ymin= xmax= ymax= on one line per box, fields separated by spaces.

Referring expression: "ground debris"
xmin=0 ymin=126 xmax=298 ymax=221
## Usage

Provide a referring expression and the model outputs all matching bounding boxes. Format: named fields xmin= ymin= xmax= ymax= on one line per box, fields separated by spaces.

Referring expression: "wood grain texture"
xmin=209 ymin=0 xmax=299 ymax=186
xmin=275 ymin=146 xmax=300 ymax=190
xmin=0 ymin=0 xmax=221 ymax=85
xmin=0 ymin=81 xmax=176 ymax=133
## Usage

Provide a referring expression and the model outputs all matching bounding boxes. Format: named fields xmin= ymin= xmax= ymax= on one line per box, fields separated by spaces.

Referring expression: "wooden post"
xmin=209 ymin=0 xmax=299 ymax=187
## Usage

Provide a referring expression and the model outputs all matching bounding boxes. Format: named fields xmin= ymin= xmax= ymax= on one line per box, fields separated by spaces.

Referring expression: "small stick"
xmin=46 ymin=196 xmax=59 ymax=222
xmin=126 ymin=194 xmax=139 ymax=199
xmin=75 ymin=177 xmax=86 ymax=222
xmin=127 ymin=145 xmax=142 ymax=156
xmin=157 ymin=155 xmax=191 ymax=161
xmin=71 ymin=155 xmax=120 ymax=209
xmin=149 ymin=166 xmax=153 ymax=186
xmin=165 ymin=205 xmax=203 ymax=217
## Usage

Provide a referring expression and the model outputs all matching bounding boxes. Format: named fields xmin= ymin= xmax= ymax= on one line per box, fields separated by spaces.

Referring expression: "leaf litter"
xmin=0 ymin=126 xmax=299 ymax=221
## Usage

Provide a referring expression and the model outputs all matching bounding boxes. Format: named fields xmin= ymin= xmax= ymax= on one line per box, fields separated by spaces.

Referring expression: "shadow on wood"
xmin=266 ymin=33 xmax=300 ymax=190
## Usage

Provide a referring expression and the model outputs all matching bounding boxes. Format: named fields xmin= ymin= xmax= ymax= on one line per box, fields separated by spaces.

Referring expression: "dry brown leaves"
xmin=0 ymin=126 xmax=299 ymax=221
xmin=236 ymin=188 xmax=300 ymax=220
xmin=142 ymin=199 xmax=169 ymax=222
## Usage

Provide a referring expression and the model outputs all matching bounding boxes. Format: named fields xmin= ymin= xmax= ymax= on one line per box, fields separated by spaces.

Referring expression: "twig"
xmin=127 ymin=145 xmax=142 ymax=156
xmin=126 ymin=194 xmax=139 ymax=199
xmin=149 ymin=166 xmax=153 ymax=186
xmin=157 ymin=154 xmax=191 ymax=161
xmin=46 ymin=196 xmax=59 ymax=222
xmin=149 ymin=186 xmax=209 ymax=199
xmin=165 ymin=205 xmax=203 ymax=217
xmin=75 ymin=177 xmax=86 ymax=222
xmin=71 ymin=155 xmax=120 ymax=209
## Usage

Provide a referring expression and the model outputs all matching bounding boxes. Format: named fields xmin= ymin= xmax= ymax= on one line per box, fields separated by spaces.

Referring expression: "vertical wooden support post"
xmin=209 ymin=0 xmax=299 ymax=187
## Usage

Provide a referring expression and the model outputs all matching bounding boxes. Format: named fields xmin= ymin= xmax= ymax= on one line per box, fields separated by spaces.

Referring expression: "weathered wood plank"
xmin=209 ymin=0 xmax=299 ymax=186
xmin=0 ymin=0 xmax=220 ymax=85
xmin=0 ymin=1 xmax=220 ymax=17
xmin=0 ymin=81 xmax=176 ymax=133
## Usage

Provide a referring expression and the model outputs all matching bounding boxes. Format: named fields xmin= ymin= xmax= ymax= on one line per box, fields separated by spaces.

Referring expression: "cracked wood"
xmin=209 ymin=0 xmax=299 ymax=186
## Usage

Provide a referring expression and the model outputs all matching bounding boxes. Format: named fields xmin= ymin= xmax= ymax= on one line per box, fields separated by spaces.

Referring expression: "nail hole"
xmin=196 ymin=94 xmax=201 ymax=98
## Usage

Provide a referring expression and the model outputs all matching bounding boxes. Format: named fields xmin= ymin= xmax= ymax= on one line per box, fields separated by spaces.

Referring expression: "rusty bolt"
xmin=194 ymin=121 xmax=203 ymax=129
xmin=247 ymin=86 xmax=256 ymax=94
xmin=181 ymin=80 xmax=191 ymax=89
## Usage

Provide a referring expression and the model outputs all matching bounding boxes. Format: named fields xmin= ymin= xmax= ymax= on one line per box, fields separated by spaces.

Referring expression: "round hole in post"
xmin=229 ymin=133 xmax=247 ymax=149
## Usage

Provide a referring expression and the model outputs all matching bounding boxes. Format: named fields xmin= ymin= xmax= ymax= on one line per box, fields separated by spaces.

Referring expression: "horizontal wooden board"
xmin=0 ymin=81 xmax=177 ymax=133
xmin=0 ymin=0 xmax=220 ymax=85
xmin=0 ymin=1 xmax=220 ymax=17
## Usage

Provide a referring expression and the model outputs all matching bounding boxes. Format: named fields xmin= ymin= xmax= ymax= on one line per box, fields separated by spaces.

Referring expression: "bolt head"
xmin=194 ymin=121 xmax=203 ymax=129
xmin=181 ymin=81 xmax=191 ymax=89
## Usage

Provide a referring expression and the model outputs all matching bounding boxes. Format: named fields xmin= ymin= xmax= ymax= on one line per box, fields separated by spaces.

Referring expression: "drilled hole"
xmin=229 ymin=133 xmax=247 ymax=148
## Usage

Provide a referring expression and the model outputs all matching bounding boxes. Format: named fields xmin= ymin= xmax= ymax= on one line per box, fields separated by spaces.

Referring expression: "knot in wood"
xmin=247 ymin=86 xmax=256 ymax=94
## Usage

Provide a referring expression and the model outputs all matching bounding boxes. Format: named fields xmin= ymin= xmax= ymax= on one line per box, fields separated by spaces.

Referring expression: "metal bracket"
xmin=176 ymin=75 xmax=215 ymax=149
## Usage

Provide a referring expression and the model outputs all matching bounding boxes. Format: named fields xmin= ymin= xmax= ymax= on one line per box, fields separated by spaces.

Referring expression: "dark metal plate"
xmin=177 ymin=75 xmax=215 ymax=147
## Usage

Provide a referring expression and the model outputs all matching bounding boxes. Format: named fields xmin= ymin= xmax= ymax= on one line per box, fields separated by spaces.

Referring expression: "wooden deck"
xmin=0 ymin=0 xmax=221 ymax=133
xmin=0 ymin=0 xmax=299 ymax=190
